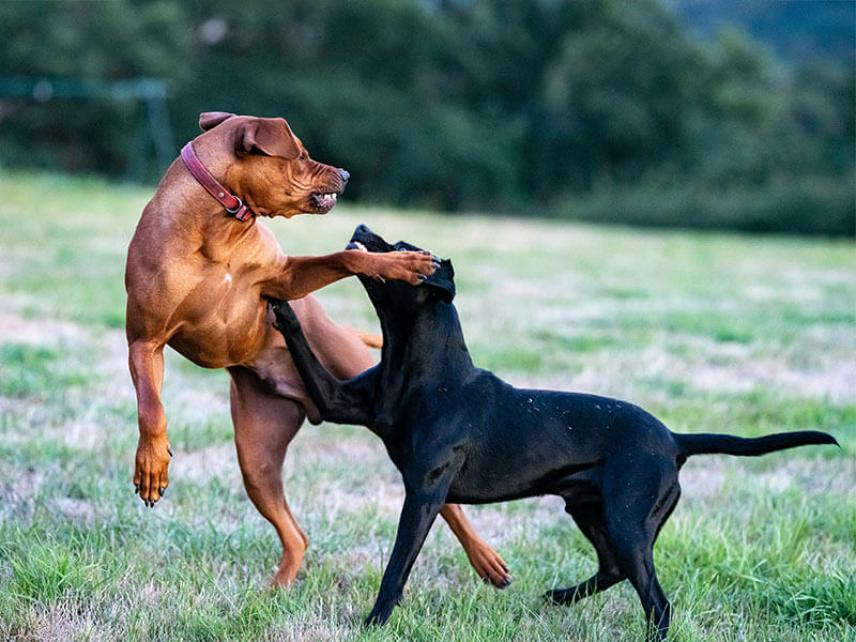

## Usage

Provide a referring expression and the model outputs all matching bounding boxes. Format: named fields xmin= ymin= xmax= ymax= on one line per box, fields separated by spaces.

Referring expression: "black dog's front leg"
xmin=365 ymin=487 xmax=449 ymax=627
xmin=268 ymin=297 xmax=374 ymax=425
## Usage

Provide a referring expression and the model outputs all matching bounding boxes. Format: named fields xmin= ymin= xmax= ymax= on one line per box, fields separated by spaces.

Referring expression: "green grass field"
xmin=0 ymin=171 xmax=853 ymax=641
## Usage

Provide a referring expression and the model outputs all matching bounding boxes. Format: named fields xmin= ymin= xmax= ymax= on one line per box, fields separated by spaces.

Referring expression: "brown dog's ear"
xmin=235 ymin=117 xmax=302 ymax=159
xmin=199 ymin=111 xmax=236 ymax=131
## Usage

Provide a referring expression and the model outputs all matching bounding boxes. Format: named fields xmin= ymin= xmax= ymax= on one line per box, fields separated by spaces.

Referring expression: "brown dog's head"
xmin=197 ymin=111 xmax=349 ymax=218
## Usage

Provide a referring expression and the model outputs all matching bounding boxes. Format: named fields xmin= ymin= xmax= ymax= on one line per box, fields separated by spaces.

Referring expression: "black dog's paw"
xmin=543 ymin=588 xmax=566 ymax=604
xmin=363 ymin=603 xmax=395 ymax=627
xmin=267 ymin=297 xmax=300 ymax=331
xmin=543 ymin=587 xmax=583 ymax=605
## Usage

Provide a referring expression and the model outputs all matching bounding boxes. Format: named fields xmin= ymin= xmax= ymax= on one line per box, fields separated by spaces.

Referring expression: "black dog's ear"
xmin=425 ymin=259 xmax=455 ymax=304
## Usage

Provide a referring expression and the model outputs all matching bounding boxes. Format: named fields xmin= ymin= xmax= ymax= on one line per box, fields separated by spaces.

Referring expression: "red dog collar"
xmin=180 ymin=142 xmax=254 ymax=221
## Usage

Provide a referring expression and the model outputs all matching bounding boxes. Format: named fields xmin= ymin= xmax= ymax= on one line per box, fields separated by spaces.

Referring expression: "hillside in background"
xmin=675 ymin=0 xmax=855 ymax=65
xmin=0 ymin=0 xmax=853 ymax=235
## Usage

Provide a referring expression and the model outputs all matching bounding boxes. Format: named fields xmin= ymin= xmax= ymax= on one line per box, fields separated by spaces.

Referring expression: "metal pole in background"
xmin=0 ymin=77 xmax=175 ymax=182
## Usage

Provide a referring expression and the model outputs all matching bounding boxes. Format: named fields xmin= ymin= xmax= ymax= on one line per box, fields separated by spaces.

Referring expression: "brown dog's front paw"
xmin=133 ymin=435 xmax=171 ymax=507
xmin=374 ymin=251 xmax=439 ymax=286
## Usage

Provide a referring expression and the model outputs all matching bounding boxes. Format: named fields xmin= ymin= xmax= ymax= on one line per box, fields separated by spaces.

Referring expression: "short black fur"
xmin=268 ymin=224 xmax=838 ymax=640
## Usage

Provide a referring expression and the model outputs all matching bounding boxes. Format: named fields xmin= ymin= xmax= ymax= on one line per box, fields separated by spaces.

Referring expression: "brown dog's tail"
xmin=676 ymin=430 xmax=837 ymax=459
xmin=351 ymin=328 xmax=383 ymax=349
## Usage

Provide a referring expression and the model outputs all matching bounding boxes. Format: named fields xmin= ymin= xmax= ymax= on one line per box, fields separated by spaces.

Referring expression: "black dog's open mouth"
xmin=309 ymin=191 xmax=339 ymax=214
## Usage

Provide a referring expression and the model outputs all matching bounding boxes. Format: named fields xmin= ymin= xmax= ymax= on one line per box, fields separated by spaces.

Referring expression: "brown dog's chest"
xmin=165 ymin=264 xmax=273 ymax=369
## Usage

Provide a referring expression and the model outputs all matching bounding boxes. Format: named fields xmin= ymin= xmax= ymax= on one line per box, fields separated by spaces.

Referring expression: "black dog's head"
xmin=347 ymin=225 xmax=455 ymax=320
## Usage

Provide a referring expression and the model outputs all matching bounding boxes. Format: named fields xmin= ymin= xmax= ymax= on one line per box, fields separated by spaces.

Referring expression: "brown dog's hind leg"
xmin=439 ymin=504 xmax=511 ymax=588
xmin=229 ymin=366 xmax=308 ymax=587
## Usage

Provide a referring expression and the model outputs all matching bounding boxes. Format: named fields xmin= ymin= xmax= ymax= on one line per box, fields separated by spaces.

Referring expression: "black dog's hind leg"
xmin=268 ymin=298 xmax=375 ymax=425
xmin=546 ymin=501 xmax=624 ymax=604
xmin=365 ymin=472 xmax=457 ymax=627
xmin=603 ymin=458 xmax=680 ymax=642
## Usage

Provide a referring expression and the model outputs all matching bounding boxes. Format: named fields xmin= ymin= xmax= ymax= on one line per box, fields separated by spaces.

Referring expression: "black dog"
xmin=269 ymin=225 xmax=837 ymax=640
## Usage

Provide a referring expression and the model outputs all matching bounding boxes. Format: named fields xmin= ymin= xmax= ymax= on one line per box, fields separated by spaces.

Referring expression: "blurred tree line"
xmin=0 ymin=0 xmax=852 ymax=235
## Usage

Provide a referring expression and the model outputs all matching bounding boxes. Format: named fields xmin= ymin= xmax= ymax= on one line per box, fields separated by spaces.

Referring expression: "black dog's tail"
xmin=675 ymin=430 xmax=838 ymax=459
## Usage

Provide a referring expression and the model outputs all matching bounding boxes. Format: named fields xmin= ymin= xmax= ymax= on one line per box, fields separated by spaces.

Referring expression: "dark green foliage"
xmin=0 ymin=0 xmax=852 ymax=234
xmin=560 ymin=175 xmax=856 ymax=236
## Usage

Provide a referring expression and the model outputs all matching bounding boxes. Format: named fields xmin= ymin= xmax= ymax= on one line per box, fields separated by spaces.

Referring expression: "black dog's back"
xmin=445 ymin=378 xmax=675 ymax=500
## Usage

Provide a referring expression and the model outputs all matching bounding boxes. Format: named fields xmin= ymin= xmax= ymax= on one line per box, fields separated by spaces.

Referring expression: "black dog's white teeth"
xmin=349 ymin=241 xmax=367 ymax=252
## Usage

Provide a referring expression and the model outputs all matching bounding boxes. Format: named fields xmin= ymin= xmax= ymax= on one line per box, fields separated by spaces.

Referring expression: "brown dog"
xmin=124 ymin=112 xmax=510 ymax=588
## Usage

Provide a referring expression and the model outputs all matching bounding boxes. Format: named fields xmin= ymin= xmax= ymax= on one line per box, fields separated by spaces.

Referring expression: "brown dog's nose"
xmin=338 ymin=168 xmax=350 ymax=184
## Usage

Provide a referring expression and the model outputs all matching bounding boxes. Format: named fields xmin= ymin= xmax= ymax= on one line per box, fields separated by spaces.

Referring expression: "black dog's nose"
xmin=347 ymin=224 xmax=375 ymax=250
xmin=338 ymin=168 xmax=350 ymax=184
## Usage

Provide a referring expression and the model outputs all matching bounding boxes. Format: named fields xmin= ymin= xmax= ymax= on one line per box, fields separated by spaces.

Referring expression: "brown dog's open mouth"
xmin=309 ymin=192 xmax=339 ymax=214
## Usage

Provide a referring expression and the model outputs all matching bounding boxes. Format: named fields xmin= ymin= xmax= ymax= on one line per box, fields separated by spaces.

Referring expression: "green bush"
xmin=0 ymin=0 xmax=852 ymax=235
xmin=558 ymin=176 xmax=855 ymax=236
